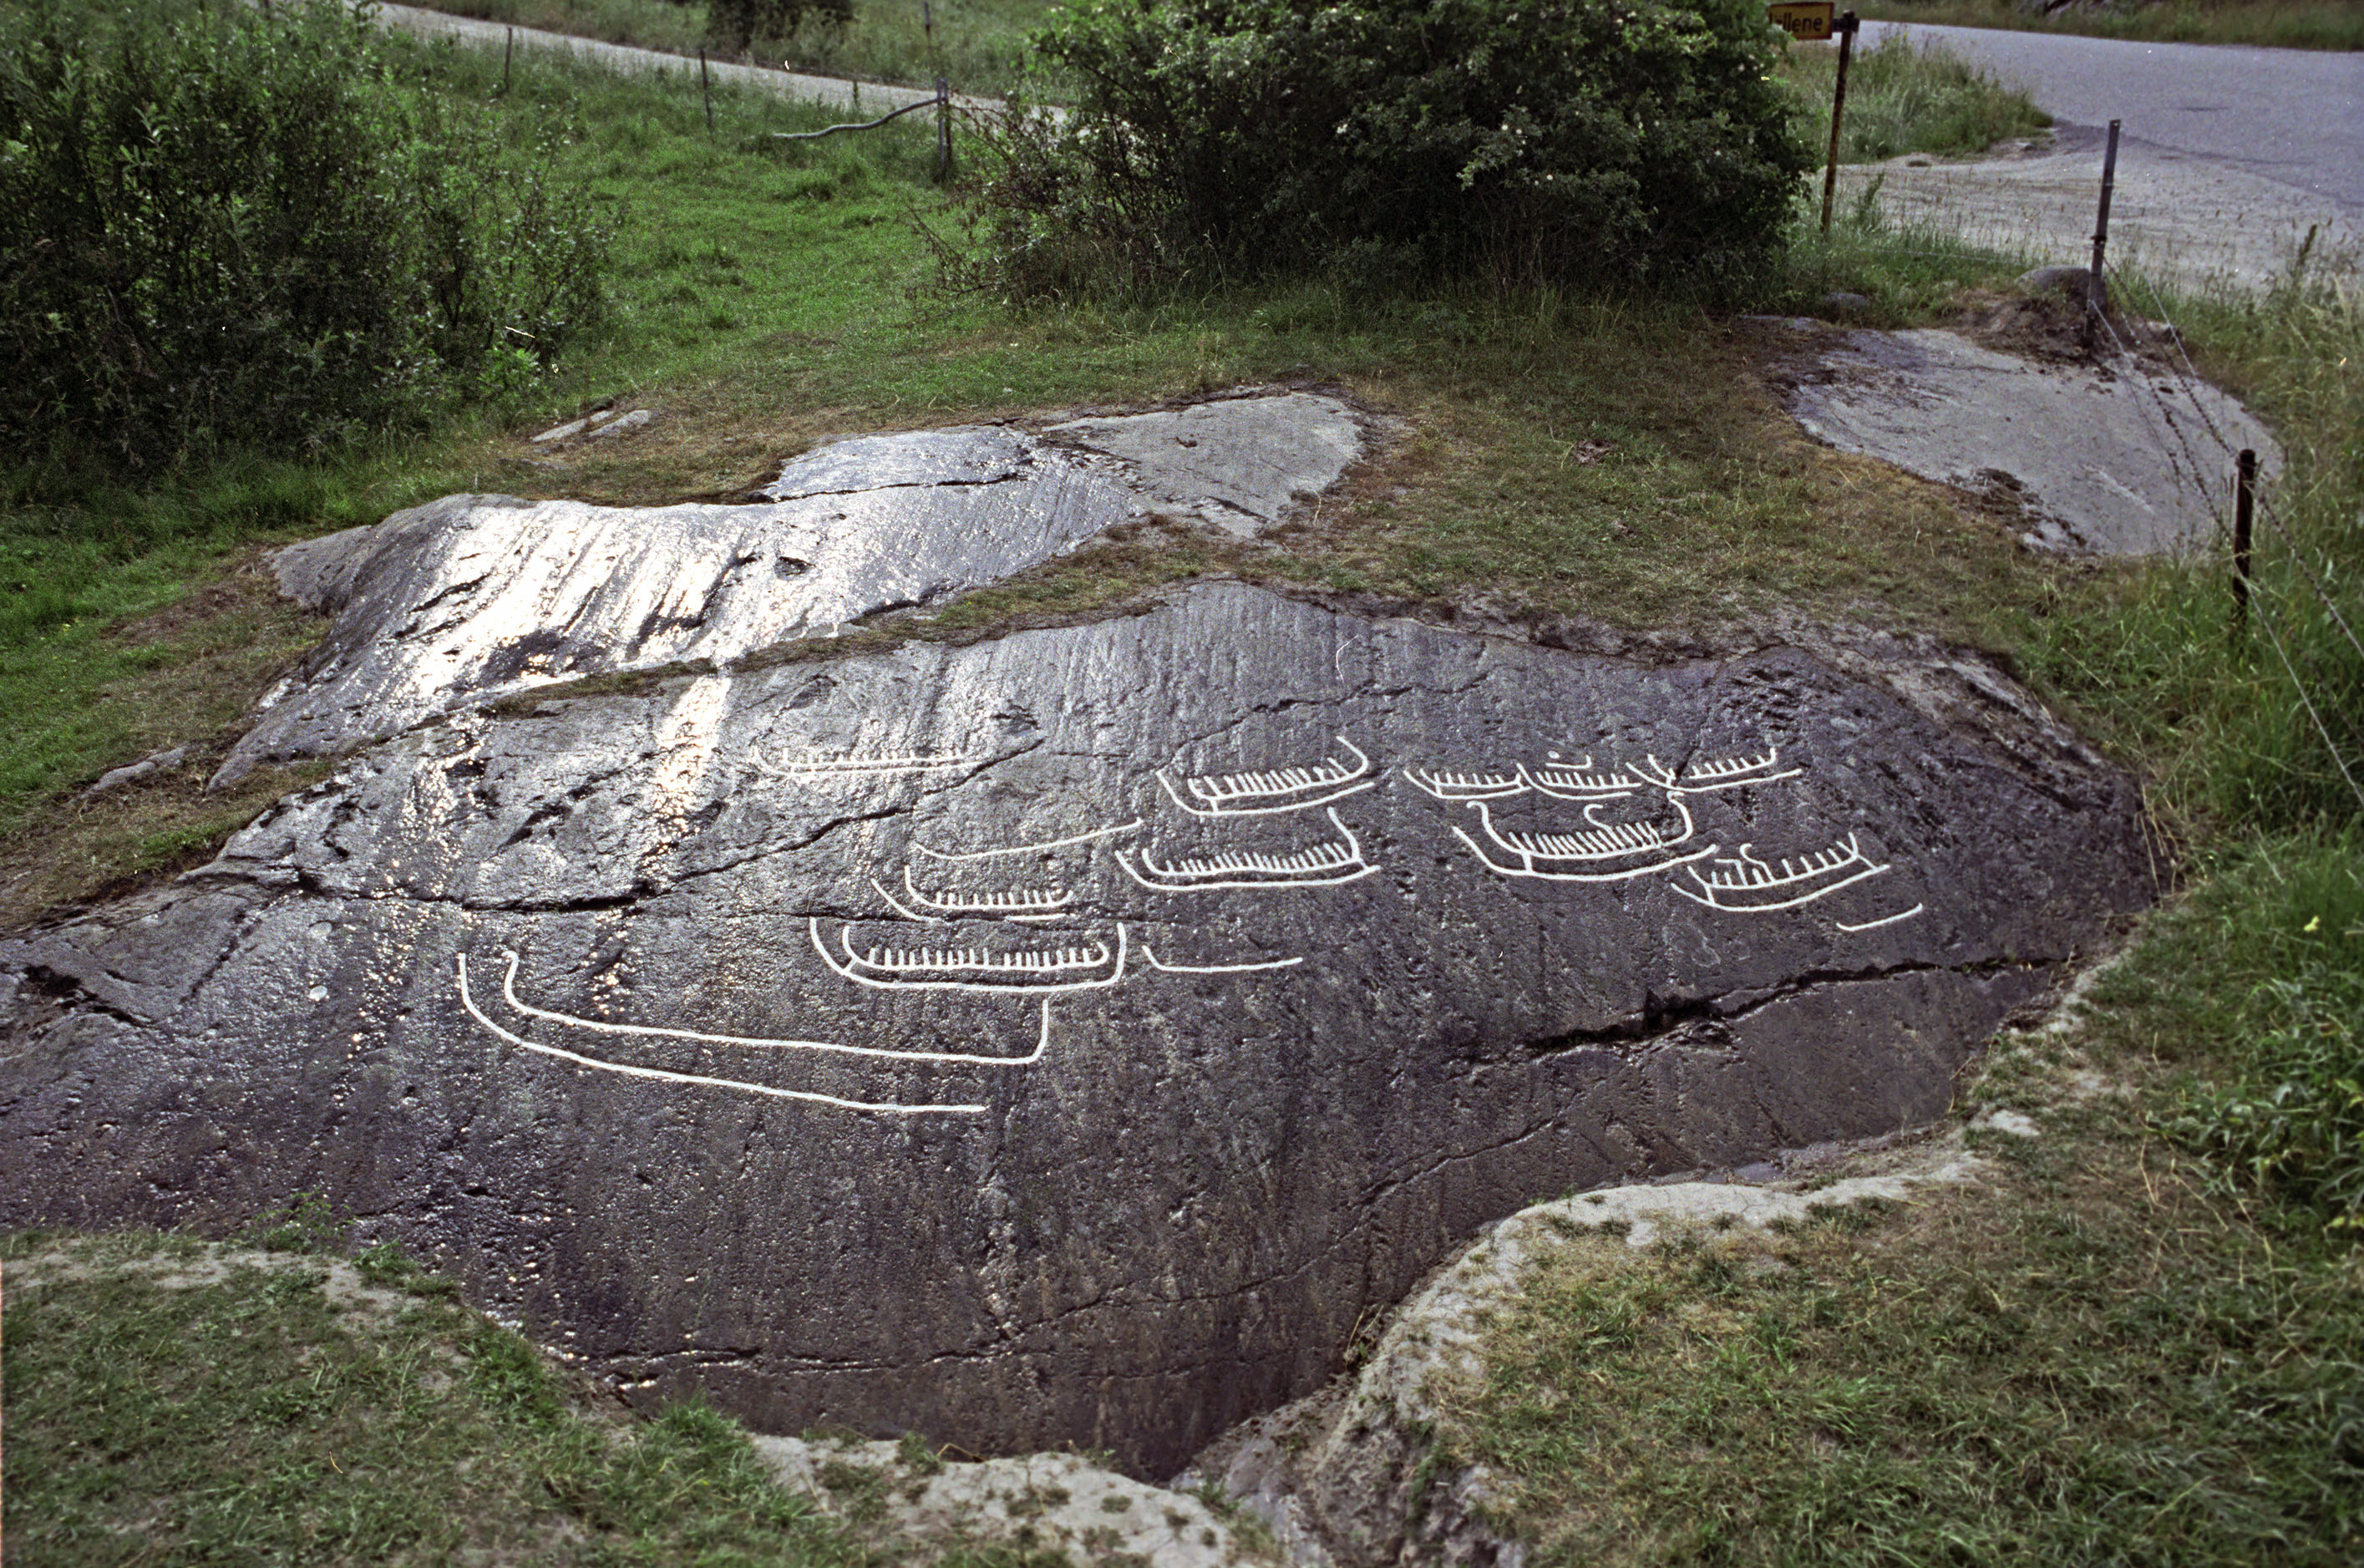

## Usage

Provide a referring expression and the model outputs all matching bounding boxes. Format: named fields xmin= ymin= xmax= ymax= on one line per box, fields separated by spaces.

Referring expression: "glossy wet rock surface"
xmin=216 ymin=394 xmax=1366 ymax=785
xmin=2 ymin=583 xmax=2150 ymax=1474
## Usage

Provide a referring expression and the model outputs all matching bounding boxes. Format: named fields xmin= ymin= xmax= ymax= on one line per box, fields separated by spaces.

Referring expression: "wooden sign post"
xmin=1816 ymin=11 xmax=1863 ymax=233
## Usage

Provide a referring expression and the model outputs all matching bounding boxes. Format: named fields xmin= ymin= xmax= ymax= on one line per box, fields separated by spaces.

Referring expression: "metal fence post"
xmin=1819 ymin=11 xmax=1859 ymax=235
xmin=700 ymin=49 xmax=715 ymax=138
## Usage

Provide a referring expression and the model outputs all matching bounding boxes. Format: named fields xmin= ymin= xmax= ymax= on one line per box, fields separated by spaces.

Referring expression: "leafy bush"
xmin=0 ymin=0 xmax=611 ymax=467
xmin=966 ymin=0 xmax=1813 ymax=299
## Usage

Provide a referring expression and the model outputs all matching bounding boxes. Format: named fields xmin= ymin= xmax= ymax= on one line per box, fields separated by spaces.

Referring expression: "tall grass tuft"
xmin=1783 ymin=32 xmax=2052 ymax=162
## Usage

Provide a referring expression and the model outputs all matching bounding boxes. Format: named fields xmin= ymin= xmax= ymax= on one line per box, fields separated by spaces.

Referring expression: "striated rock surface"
xmin=221 ymin=395 xmax=1369 ymax=787
xmin=217 ymin=427 xmax=1139 ymax=784
xmin=1777 ymin=326 xmax=2277 ymax=554
xmin=2 ymin=581 xmax=2151 ymax=1474
xmin=1046 ymin=392 xmax=1365 ymax=539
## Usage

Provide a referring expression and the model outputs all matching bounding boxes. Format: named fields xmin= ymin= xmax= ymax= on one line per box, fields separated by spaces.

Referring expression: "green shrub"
xmin=0 ymin=0 xmax=611 ymax=468
xmin=968 ymin=0 xmax=1813 ymax=300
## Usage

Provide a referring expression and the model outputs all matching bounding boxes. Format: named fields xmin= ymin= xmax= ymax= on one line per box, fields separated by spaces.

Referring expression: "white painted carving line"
xmin=1158 ymin=737 xmax=1377 ymax=817
xmin=1520 ymin=764 xmax=1644 ymax=801
xmin=809 ymin=917 xmax=1130 ymax=992
xmin=870 ymin=877 xmax=947 ymax=924
xmin=900 ymin=866 xmax=1072 ymax=918
xmin=1141 ymin=946 xmax=1305 ymax=974
xmin=1678 ymin=746 xmax=1803 ymax=791
xmin=848 ymin=932 xmax=1111 ymax=973
xmin=1114 ymin=808 xmax=1377 ymax=891
xmin=1401 ymin=765 xmax=1527 ymax=801
xmin=750 ymin=750 xmax=973 ymax=777
xmin=1837 ymin=903 xmax=1926 ymax=932
xmin=1447 ymin=825 xmax=1722 ymax=883
xmin=1673 ymin=752 xmax=1796 ymax=789
xmin=1473 ymin=797 xmax=1699 ymax=862
xmin=456 ymin=954 xmax=988 ymax=1114
xmin=1671 ymin=836 xmax=1893 ymax=912
xmin=492 ymin=950 xmax=1046 ymax=1064
xmin=911 ymin=819 xmax=1144 ymax=861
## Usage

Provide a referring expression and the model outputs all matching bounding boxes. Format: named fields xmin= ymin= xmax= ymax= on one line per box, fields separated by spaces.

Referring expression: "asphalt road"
xmin=1860 ymin=20 xmax=2364 ymax=213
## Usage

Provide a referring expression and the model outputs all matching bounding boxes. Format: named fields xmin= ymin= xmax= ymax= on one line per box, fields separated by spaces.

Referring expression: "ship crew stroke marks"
xmin=1114 ymin=808 xmax=1377 ymax=891
xmin=1672 ymin=835 xmax=1893 ymax=913
xmin=810 ymin=918 xmax=1132 ymax=992
xmin=1159 ymin=737 xmax=1376 ymax=817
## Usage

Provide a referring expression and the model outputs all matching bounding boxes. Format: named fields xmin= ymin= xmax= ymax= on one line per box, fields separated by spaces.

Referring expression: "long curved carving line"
xmin=457 ymin=954 xmax=988 ymax=1113
xmin=1114 ymin=808 xmax=1377 ymax=891
xmin=1837 ymin=903 xmax=1925 ymax=932
xmin=911 ymin=819 xmax=1143 ymax=861
xmin=491 ymin=951 xmax=1044 ymax=1073
xmin=1448 ymin=825 xmax=1721 ymax=882
xmin=495 ymin=950 xmax=1049 ymax=1063
xmin=809 ymin=918 xmax=1130 ymax=992
xmin=1142 ymin=946 xmax=1304 ymax=973
xmin=1159 ymin=737 xmax=1376 ymax=817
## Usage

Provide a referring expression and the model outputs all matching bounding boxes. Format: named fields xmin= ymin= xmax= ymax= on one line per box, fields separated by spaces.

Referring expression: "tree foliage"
xmin=0 ymin=0 xmax=611 ymax=467
xmin=971 ymin=0 xmax=1814 ymax=298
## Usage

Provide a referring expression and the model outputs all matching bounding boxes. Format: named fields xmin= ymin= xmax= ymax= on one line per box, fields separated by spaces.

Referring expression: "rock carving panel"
xmin=0 ymin=584 xmax=2152 ymax=1475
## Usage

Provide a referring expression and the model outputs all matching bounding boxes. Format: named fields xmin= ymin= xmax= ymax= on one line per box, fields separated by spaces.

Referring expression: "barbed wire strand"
xmin=2105 ymin=261 xmax=2364 ymax=668
xmin=2246 ymin=581 xmax=2364 ymax=817
xmin=2085 ymin=301 xmax=2233 ymax=545
xmin=2080 ymin=296 xmax=2364 ymax=816
xmin=2112 ymin=260 xmax=2246 ymax=462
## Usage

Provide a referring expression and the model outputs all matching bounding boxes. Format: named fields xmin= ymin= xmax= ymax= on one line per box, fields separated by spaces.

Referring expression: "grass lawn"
xmin=1433 ymin=841 xmax=2364 ymax=1565
xmin=1 ymin=1224 xmax=869 ymax=1565
xmin=4 ymin=8 xmax=2361 ymax=1565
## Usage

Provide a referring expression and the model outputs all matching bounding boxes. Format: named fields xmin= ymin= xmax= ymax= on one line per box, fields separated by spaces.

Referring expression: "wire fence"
xmin=2085 ymin=256 xmax=2364 ymax=818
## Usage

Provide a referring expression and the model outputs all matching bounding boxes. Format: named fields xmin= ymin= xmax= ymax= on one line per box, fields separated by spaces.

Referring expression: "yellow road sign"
xmin=1768 ymin=1 xmax=1836 ymax=40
